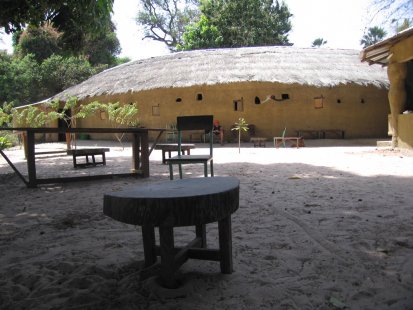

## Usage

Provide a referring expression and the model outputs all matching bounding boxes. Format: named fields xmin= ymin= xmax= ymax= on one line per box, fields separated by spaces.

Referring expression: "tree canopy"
xmin=0 ymin=0 xmax=126 ymax=107
xmin=312 ymin=38 xmax=327 ymax=48
xmin=200 ymin=0 xmax=292 ymax=48
xmin=0 ymin=0 xmax=114 ymax=35
xmin=138 ymin=0 xmax=292 ymax=50
xmin=360 ymin=26 xmax=387 ymax=48
xmin=136 ymin=0 xmax=200 ymax=50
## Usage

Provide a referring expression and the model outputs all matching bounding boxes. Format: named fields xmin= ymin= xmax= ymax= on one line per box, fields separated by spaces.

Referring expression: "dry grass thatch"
xmin=53 ymin=46 xmax=389 ymax=101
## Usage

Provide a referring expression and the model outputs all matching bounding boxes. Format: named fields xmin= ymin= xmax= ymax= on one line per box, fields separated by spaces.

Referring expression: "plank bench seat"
xmin=273 ymin=136 xmax=305 ymax=148
xmin=154 ymin=143 xmax=196 ymax=164
xmin=67 ymin=148 xmax=109 ymax=168
xmin=250 ymin=137 xmax=267 ymax=147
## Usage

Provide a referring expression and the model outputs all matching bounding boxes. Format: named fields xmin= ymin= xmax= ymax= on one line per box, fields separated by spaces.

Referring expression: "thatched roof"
xmin=54 ymin=46 xmax=389 ymax=101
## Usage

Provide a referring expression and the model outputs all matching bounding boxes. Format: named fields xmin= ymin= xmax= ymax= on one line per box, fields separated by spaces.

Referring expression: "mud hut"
xmin=51 ymin=46 xmax=389 ymax=142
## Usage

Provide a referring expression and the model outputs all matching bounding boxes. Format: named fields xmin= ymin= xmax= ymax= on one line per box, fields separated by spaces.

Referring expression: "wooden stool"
xmin=103 ymin=176 xmax=240 ymax=288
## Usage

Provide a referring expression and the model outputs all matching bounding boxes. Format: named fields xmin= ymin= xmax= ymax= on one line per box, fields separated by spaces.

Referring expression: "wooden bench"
xmin=319 ymin=129 xmax=345 ymax=139
xmin=103 ymin=176 xmax=240 ymax=288
xmin=67 ymin=148 xmax=109 ymax=168
xmin=250 ymin=137 xmax=267 ymax=147
xmin=154 ymin=143 xmax=196 ymax=164
xmin=296 ymin=129 xmax=321 ymax=139
xmin=273 ymin=136 xmax=305 ymax=148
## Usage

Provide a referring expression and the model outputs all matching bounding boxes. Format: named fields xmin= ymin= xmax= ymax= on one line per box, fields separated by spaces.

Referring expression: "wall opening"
xmin=234 ymin=98 xmax=244 ymax=111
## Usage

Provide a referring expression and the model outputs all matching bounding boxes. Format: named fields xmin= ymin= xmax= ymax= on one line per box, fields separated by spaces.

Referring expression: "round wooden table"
xmin=103 ymin=176 xmax=240 ymax=288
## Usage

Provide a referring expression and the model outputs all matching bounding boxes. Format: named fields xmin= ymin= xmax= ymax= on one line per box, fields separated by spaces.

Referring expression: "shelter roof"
xmin=53 ymin=46 xmax=389 ymax=101
xmin=360 ymin=27 xmax=413 ymax=65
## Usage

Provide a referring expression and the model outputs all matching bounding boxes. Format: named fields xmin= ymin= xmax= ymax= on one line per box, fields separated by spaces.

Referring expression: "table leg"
xmin=142 ymin=225 xmax=157 ymax=267
xmin=159 ymin=226 xmax=178 ymax=288
xmin=162 ymin=150 xmax=166 ymax=164
xmin=218 ymin=216 xmax=233 ymax=274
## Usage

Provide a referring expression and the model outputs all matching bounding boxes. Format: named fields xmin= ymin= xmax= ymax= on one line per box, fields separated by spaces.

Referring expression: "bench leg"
xmin=178 ymin=164 xmax=183 ymax=179
xmin=72 ymin=155 xmax=77 ymax=167
xmin=102 ymin=152 xmax=106 ymax=165
xmin=162 ymin=150 xmax=166 ymax=164
xmin=168 ymin=163 xmax=174 ymax=180
xmin=218 ymin=216 xmax=233 ymax=274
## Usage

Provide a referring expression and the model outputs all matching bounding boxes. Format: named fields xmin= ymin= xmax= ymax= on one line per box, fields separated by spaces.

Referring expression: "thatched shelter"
xmin=360 ymin=27 xmax=413 ymax=149
xmin=52 ymin=46 xmax=390 ymax=142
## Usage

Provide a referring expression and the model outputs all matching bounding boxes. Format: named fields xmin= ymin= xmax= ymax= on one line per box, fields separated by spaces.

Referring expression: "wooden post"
xmin=140 ymin=131 xmax=149 ymax=177
xmin=387 ymin=62 xmax=407 ymax=148
xmin=131 ymin=133 xmax=140 ymax=173
xmin=26 ymin=130 xmax=37 ymax=188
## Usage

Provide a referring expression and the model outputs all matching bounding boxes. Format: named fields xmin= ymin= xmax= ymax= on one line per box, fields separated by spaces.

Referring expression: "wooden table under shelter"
xmin=103 ymin=176 xmax=240 ymax=288
xmin=0 ymin=127 xmax=165 ymax=188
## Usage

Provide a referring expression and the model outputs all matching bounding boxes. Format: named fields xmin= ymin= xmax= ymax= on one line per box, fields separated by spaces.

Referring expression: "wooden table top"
xmin=103 ymin=176 xmax=239 ymax=227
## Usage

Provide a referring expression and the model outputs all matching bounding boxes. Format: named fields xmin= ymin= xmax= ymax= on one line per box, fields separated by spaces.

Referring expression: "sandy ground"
xmin=0 ymin=139 xmax=412 ymax=310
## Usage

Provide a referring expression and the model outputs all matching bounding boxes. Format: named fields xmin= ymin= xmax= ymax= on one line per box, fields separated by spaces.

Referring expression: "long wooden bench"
xmin=67 ymin=148 xmax=110 ymax=168
xmin=320 ymin=129 xmax=345 ymax=139
xmin=273 ymin=136 xmax=305 ymax=148
xmin=154 ymin=143 xmax=195 ymax=164
xmin=250 ymin=137 xmax=267 ymax=147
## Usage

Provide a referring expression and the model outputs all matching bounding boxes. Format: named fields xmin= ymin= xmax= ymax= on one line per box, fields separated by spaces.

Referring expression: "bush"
xmin=0 ymin=135 xmax=13 ymax=150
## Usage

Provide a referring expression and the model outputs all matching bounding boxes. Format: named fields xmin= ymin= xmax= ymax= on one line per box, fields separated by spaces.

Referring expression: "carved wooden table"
xmin=103 ymin=176 xmax=240 ymax=288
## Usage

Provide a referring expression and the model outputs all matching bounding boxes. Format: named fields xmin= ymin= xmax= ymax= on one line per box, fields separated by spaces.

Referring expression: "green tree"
xmin=0 ymin=52 xmax=41 ymax=106
xmin=15 ymin=23 xmax=62 ymax=63
xmin=312 ymin=38 xmax=327 ymax=47
xmin=81 ymin=20 xmax=121 ymax=66
xmin=178 ymin=15 xmax=223 ymax=50
xmin=395 ymin=18 xmax=412 ymax=33
xmin=0 ymin=0 xmax=114 ymax=35
xmin=0 ymin=52 xmax=102 ymax=107
xmin=137 ymin=0 xmax=200 ymax=50
xmin=40 ymin=55 xmax=104 ymax=99
xmin=201 ymin=0 xmax=292 ymax=48
xmin=360 ymin=26 xmax=387 ymax=48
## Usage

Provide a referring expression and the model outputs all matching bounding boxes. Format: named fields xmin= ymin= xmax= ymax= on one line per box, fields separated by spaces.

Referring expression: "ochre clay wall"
xmin=77 ymin=82 xmax=389 ymax=141
xmin=398 ymin=114 xmax=413 ymax=149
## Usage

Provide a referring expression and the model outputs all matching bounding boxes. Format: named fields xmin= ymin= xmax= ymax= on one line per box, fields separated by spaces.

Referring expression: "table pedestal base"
xmin=140 ymin=217 xmax=233 ymax=289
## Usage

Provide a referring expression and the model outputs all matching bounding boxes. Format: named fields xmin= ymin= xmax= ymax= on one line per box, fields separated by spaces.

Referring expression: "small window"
xmin=196 ymin=93 xmax=203 ymax=101
xmin=152 ymin=105 xmax=160 ymax=116
xmin=281 ymin=94 xmax=289 ymax=100
xmin=234 ymin=98 xmax=244 ymax=111
xmin=337 ymin=99 xmax=341 ymax=104
xmin=314 ymin=96 xmax=324 ymax=109
xmin=176 ymin=98 xmax=182 ymax=103
xmin=254 ymin=96 xmax=261 ymax=105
